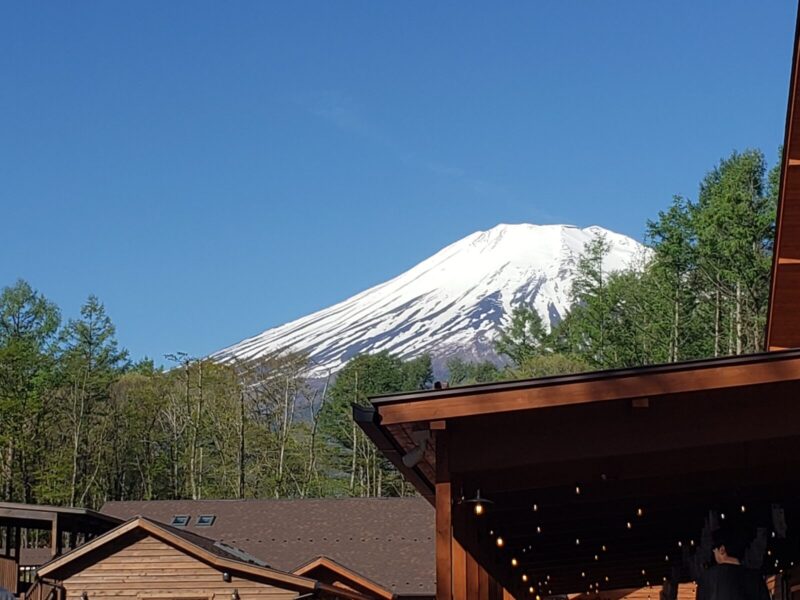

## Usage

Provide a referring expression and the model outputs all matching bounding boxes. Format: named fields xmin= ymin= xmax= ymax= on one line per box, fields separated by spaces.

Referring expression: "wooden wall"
xmin=56 ymin=536 xmax=300 ymax=600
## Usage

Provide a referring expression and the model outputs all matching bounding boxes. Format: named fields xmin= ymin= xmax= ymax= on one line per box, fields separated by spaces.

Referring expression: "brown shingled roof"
xmin=101 ymin=497 xmax=435 ymax=598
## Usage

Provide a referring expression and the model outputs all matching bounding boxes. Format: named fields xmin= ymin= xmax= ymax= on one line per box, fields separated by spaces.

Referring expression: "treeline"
xmin=0 ymin=148 xmax=779 ymax=508
xmin=0 ymin=284 xmax=429 ymax=506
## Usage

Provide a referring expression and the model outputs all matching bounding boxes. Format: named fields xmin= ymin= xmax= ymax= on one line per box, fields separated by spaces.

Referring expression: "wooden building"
xmin=34 ymin=517 xmax=374 ymax=600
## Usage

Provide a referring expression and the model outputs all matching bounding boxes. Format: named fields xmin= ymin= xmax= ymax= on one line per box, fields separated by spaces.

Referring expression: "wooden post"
xmin=453 ymin=538 xmax=467 ymax=600
xmin=478 ymin=564 xmax=490 ymax=600
xmin=466 ymin=551 xmax=480 ymax=600
xmin=12 ymin=526 xmax=20 ymax=559
xmin=435 ymin=427 xmax=452 ymax=600
xmin=50 ymin=514 xmax=61 ymax=557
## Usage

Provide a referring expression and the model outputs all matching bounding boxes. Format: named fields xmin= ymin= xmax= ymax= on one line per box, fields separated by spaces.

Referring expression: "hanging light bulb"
xmin=690 ymin=540 xmax=695 ymax=547
xmin=575 ymin=538 xmax=580 ymax=545
xmin=496 ymin=536 xmax=504 ymax=548
xmin=641 ymin=569 xmax=647 ymax=576
xmin=721 ymin=513 xmax=726 ymax=520
xmin=466 ymin=489 xmax=493 ymax=516
xmin=522 ymin=574 xmax=528 ymax=583
xmin=594 ymin=554 xmax=599 ymax=561
xmin=581 ymin=572 xmax=586 ymax=578
xmin=741 ymin=505 xmax=746 ymax=513
xmin=678 ymin=541 xmax=683 ymax=548
xmin=536 ymin=525 xmax=542 ymax=534
xmin=626 ymin=521 xmax=632 ymax=529
xmin=533 ymin=503 xmax=539 ymax=512
xmin=665 ymin=555 xmax=669 ymax=562
xmin=602 ymin=545 xmax=607 ymax=552
xmin=605 ymin=576 xmax=610 ymax=582
xmin=575 ymin=484 xmax=582 ymax=495
xmin=637 ymin=507 xmax=644 ymax=517
xmin=511 ymin=558 xmax=518 ymax=567
xmin=529 ymin=587 xmax=535 ymax=595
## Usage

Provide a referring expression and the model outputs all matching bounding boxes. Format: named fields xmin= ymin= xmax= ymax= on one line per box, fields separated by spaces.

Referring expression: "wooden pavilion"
xmin=0 ymin=503 xmax=121 ymax=596
xmin=356 ymin=5 xmax=800 ymax=600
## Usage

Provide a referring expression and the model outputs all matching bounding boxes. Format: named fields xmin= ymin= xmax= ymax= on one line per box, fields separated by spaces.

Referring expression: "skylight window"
xmin=196 ymin=515 xmax=216 ymax=526
xmin=171 ymin=515 xmax=190 ymax=527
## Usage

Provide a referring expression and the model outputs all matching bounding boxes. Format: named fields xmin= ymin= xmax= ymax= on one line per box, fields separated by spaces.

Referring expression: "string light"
xmin=576 ymin=538 xmax=581 ymax=545
xmin=533 ymin=503 xmax=539 ymax=512
xmin=522 ymin=574 xmax=528 ymax=582
xmin=641 ymin=569 xmax=647 ymax=576
xmin=529 ymin=587 xmax=535 ymax=594
xmin=602 ymin=545 xmax=607 ymax=552
xmin=637 ymin=508 xmax=644 ymax=517
xmin=678 ymin=541 xmax=683 ymax=548
xmin=536 ymin=526 xmax=542 ymax=534
xmin=575 ymin=484 xmax=582 ymax=495
xmin=496 ymin=536 xmax=504 ymax=548
xmin=594 ymin=555 xmax=599 ymax=561
xmin=626 ymin=521 xmax=632 ymax=529
xmin=665 ymin=555 xmax=669 ymax=562
xmin=721 ymin=513 xmax=726 ymax=520
xmin=511 ymin=558 xmax=518 ymax=567
xmin=474 ymin=502 xmax=484 ymax=516
xmin=741 ymin=505 xmax=746 ymax=513
xmin=690 ymin=540 xmax=695 ymax=547
xmin=605 ymin=576 xmax=610 ymax=582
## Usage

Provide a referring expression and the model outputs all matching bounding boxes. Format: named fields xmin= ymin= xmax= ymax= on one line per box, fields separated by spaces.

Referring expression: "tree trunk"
xmin=238 ymin=390 xmax=245 ymax=499
xmin=735 ymin=281 xmax=743 ymax=355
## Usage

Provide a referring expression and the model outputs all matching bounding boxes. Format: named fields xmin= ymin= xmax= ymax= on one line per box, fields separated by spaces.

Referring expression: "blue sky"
xmin=1 ymin=1 xmax=796 ymax=363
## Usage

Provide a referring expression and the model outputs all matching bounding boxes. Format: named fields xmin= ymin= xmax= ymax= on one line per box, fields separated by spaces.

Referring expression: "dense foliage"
xmin=0 ymin=148 xmax=779 ymax=507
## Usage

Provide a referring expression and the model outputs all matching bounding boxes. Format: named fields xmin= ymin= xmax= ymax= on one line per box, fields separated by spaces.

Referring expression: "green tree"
xmin=0 ymin=280 xmax=60 ymax=502
xmin=47 ymin=295 xmax=129 ymax=506
xmin=319 ymin=352 xmax=431 ymax=497
xmin=494 ymin=306 xmax=547 ymax=365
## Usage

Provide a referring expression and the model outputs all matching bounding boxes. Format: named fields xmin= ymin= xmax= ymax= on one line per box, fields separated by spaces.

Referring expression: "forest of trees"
xmin=0 ymin=148 xmax=779 ymax=509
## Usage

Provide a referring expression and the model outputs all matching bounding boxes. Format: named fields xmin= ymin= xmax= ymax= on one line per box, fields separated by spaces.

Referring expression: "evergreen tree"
xmin=0 ymin=280 xmax=60 ymax=502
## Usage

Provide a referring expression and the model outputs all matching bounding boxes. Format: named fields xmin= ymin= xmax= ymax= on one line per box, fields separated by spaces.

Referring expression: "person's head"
xmin=712 ymin=525 xmax=749 ymax=564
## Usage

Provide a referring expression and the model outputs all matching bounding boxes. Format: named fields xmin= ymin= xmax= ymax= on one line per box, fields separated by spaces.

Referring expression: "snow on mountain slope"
xmin=211 ymin=223 xmax=646 ymax=377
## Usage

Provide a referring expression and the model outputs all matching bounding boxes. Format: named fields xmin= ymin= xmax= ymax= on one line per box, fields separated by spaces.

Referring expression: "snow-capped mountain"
xmin=212 ymin=223 xmax=646 ymax=377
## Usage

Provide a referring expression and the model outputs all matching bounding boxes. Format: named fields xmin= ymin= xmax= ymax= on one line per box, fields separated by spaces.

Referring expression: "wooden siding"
xmin=0 ymin=556 xmax=18 ymax=594
xmin=59 ymin=536 xmax=299 ymax=600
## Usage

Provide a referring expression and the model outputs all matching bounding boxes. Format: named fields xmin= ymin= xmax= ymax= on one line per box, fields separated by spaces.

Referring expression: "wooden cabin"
xmin=34 ymin=517 xmax=373 ymax=600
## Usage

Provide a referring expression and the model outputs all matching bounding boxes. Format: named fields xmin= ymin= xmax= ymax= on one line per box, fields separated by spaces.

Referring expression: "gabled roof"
xmin=36 ymin=516 xmax=315 ymax=592
xmin=293 ymin=556 xmax=396 ymax=600
xmin=101 ymin=497 xmax=434 ymax=598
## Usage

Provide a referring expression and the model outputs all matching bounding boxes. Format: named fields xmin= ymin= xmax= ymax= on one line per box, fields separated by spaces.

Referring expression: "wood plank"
xmin=453 ymin=539 xmax=468 ymax=600
xmin=467 ymin=549 xmax=480 ymax=600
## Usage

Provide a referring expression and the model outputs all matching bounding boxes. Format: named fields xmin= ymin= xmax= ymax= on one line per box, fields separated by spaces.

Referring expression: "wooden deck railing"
xmin=22 ymin=580 xmax=59 ymax=600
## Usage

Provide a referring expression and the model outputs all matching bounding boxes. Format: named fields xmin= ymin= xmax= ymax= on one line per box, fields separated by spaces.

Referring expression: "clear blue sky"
xmin=1 ymin=2 xmax=796 ymax=364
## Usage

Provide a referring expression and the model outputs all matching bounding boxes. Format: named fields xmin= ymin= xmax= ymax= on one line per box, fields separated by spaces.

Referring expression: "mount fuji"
xmin=211 ymin=223 xmax=646 ymax=377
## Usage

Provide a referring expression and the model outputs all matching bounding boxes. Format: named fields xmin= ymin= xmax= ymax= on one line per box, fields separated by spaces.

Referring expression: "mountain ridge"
xmin=211 ymin=223 xmax=646 ymax=377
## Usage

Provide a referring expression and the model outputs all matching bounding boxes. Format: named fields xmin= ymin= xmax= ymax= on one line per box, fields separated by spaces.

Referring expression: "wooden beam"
xmin=377 ymin=354 xmax=800 ymax=425
xmin=436 ymin=429 xmax=453 ymax=600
